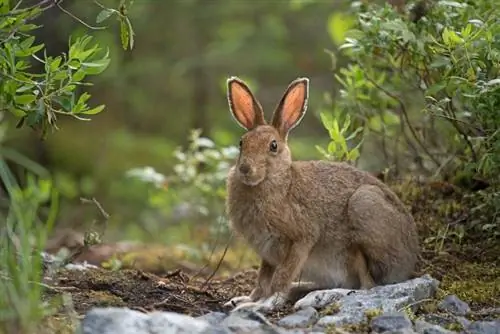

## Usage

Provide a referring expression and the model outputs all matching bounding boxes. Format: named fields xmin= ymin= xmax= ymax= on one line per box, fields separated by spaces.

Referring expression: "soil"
xmin=40 ymin=178 xmax=500 ymax=332
xmin=44 ymin=267 xmax=257 ymax=317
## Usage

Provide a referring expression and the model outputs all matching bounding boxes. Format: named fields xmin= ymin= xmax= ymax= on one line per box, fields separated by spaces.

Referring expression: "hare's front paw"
xmin=223 ymin=295 xmax=253 ymax=309
xmin=231 ymin=292 xmax=288 ymax=314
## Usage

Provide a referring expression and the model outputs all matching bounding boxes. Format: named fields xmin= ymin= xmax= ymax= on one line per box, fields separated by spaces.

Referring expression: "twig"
xmin=191 ymin=218 xmax=226 ymax=281
xmin=80 ymin=197 xmax=110 ymax=220
xmin=0 ymin=273 xmax=78 ymax=292
xmin=201 ymin=232 xmax=233 ymax=288
xmin=397 ymin=298 xmax=434 ymax=312
xmin=366 ymin=75 xmax=441 ymax=168
xmin=445 ymin=98 xmax=478 ymax=162
xmin=55 ymin=2 xmax=107 ymax=30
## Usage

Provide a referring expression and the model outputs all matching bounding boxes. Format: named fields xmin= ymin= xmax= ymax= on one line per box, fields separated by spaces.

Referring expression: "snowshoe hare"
xmin=224 ymin=76 xmax=419 ymax=311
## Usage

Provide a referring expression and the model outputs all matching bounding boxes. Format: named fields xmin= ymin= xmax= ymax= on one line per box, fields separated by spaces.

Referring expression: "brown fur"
xmin=225 ymin=77 xmax=419 ymax=304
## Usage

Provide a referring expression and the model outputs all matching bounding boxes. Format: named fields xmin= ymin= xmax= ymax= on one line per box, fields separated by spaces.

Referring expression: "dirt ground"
xmin=41 ymin=178 xmax=500 ymax=332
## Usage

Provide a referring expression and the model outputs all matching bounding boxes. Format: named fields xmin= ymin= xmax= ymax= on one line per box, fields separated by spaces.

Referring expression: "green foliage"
xmin=119 ymin=129 xmax=239 ymax=242
xmin=0 ymin=163 xmax=59 ymax=333
xmin=0 ymin=0 xmax=134 ymax=331
xmin=325 ymin=1 xmax=500 ymax=179
xmin=0 ymin=0 xmax=135 ymax=138
xmin=316 ymin=110 xmax=363 ymax=163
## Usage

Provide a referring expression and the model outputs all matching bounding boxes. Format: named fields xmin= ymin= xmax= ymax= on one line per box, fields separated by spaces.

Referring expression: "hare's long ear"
xmin=227 ymin=77 xmax=266 ymax=130
xmin=271 ymin=77 xmax=309 ymax=139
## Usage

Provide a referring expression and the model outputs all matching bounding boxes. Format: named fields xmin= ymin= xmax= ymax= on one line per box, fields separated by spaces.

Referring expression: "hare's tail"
xmin=374 ymin=180 xmax=415 ymax=223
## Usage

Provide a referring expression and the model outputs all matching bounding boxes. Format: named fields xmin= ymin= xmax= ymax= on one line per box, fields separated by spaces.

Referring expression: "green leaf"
xmin=96 ymin=8 xmax=115 ymax=24
xmin=72 ymin=69 xmax=86 ymax=82
xmin=327 ymin=12 xmax=355 ymax=46
xmin=125 ymin=16 xmax=135 ymax=50
xmin=426 ymin=81 xmax=447 ymax=95
xmin=14 ymin=94 xmax=36 ymax=105
xmin=49 ymin=56 xmax=62 ymax=71
xmin=327 ymin=141 xmax=337 ymax=154
xmin=76 ymin=92 xmax=91 ymax=106
xmin=120 ymin=18 xmax=130 ymax=50
xmin=81 ymin=104 xmax=105 ymax=115
xmin=442 ymin=27 xmax=451 ymax=46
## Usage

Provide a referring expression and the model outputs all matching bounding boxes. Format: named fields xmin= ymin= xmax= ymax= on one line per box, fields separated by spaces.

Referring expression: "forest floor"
xmin=40 ymin=178 xmax=500 ymax=333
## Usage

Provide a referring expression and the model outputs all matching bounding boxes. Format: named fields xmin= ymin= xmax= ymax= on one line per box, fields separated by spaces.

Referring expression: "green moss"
xmin=84 ymin=291 xmax=125 ymax=307
xmin=364 ymin=308 xmax=383 ymax=322
xmin=320 ymin=302 xmax=340 ymax=316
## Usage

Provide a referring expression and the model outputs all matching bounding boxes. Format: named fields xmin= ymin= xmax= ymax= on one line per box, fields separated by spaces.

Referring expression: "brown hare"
xmin=224 ymin=76 xmax=419 ymax=311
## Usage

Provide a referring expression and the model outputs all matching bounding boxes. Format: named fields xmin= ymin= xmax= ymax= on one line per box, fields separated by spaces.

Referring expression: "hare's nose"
xmin=239 ymin=163 xmax=251 ymax=175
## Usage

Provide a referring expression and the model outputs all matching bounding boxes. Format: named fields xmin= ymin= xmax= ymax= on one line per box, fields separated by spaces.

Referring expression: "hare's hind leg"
xmin=347 ymin=185 xmax=418 ymax=285
xmin=348 ymin=247 xmax=375 ymax=289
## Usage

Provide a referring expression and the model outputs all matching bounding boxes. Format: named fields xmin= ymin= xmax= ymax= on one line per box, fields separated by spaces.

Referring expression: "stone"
xmin=80 ymin=307 xmax=213 ymax=334
xmin=370 ymin=312 xmax=413 ymax=333
xmin=438 ymin=295 xmax=471 ymax=316
xmin=380 ymin=329 xmax=418 ymax=334
xmin=306 ymin=275 xmax=439 ymax=328
xmin=277 ymin=307 xmax=318 ymax=328
xmin=414 ymin=319 xmax=457 ymax=334
xmin=221 ymin=308 xmax=284 ymax=333
xmin=465 ymin=320 xmax=500 ymax=334
xmin=196 ymin=312 xmax=228 ymax=326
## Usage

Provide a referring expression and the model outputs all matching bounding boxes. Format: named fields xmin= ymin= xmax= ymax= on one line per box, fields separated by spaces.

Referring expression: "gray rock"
xmin=303 ymin=275 xmax=438 ymax=328
xmin=438 ymin=295 xmax=471 ymax=316
xmin=370 ymin=312 xmax=412 ymax=333
xmin=197 ymin=312 xmax=228 ymax=326
xmin=414 ymin=319 xmax=457 ymax=334
xmin=465 ymin=320 xmax=500 ymax=334
xmin=221 ymin=308 xmax=284 ymax=333
xmin=80 ymin=307 xmax=213 ymax=334
xmin=277 ymin=307 xmax=318 ymax=328
xmin=380 ymin=329 xmax=418 ymax=334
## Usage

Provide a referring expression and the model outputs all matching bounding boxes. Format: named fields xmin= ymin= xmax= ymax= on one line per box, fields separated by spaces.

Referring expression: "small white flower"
xmin=126 ymin=166 xmax=166 ymax=188
xmin=196 ymin=137 xmax=215 ymax=148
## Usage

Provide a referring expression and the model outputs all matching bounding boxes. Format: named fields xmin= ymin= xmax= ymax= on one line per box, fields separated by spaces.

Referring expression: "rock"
xmin=422 ymin=313 xmax=457 ymax=327
xmin=277 ymin=307 xmax=318 ymax=328
xmin=197 ymin=312 xmax=228 ymax=326
xmin=221 ymin=308 xmax=284 ymax=333
xmin=465 ymin=320 xmax=500 ymax=334
xmin=438 ymin=295 xmax=471 ymax=316
xmin=80 ymin=307 xmax=213 ymax=334
xmin=370 ymin=312 xmax=413 ymax=333
xmin=414 ymin=319 xmax=457 ymax=334
xmin=380 ymin=329 xmax=418 ymax=334
xmin=302 ymin=275 xmax=438 ymax=328
xmin=294 ymin=289 xmax=353 ymax=310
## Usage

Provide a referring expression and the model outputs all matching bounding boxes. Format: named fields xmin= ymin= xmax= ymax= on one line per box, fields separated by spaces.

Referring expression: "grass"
xmin=0 ymin=158 xmax=59 ymax=334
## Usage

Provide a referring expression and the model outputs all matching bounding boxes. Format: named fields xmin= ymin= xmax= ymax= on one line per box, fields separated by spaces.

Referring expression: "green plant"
xmin=316 ymin=109 xmax=364 ymax=163
xmin=324 ymin=0 xmax=500 ymax=179
xmin=0 ymin=163 xmax=59 ymax=333
xmin=123 ymin=129 xmax=239 ymax=241
xmin=0 ymin=0 xmax=135 ymax=331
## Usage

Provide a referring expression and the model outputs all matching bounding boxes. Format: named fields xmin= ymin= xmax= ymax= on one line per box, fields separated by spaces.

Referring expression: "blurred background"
xmin=3 ymin=0 xmax=498 ymax=276
xmin=6 ymin=0 xmax=353 ymax=249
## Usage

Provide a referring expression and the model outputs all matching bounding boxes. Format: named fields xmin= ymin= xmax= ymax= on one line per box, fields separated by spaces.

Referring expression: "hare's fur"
xmin=225 ymin=77 xmax=419 ymax=307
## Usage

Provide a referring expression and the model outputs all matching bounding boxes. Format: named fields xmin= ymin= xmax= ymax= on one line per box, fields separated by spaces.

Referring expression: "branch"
xmin=365 ymin=75 xmax=441 ymax=168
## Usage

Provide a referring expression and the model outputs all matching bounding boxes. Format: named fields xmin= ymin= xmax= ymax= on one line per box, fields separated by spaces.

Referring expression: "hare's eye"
xmin=269 ymin=140 xmax=278 ymax=153
xmin=239 ymin=139 xmax=242 ymax=147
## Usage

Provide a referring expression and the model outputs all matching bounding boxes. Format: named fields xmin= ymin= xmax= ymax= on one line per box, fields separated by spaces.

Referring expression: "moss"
xmin=84 ymin=291 xmax=125 ymax=307
xmin=445 ymin=322 xmax=464 ymax=332
xmin=320 ymin=302 xmax=340 ymax=316
xmin=364 ymin=308 xmax=383 ymax=322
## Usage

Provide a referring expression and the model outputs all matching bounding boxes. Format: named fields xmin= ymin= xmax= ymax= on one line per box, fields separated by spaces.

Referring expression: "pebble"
xmin=370 ymin=312 xmax=413 ymax=333
xmin=438 ymin=295 xmax=471 ymax=316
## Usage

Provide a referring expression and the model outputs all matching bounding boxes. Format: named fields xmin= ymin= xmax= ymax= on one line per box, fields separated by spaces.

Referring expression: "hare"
xmin=224 ymin=76 xmax=419 ymax=311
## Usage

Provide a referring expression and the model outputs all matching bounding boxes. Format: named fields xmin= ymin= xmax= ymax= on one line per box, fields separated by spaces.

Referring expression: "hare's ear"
xmin=271 ymin=77 xmax=309 ymax=139
xmin=227 ymin=77 xmax=266 ymax=130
